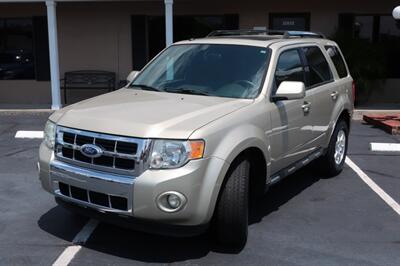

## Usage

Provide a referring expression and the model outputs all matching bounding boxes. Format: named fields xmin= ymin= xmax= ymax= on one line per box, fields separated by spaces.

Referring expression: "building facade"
xmin=0 ymin=0 xmax=399 ymax=108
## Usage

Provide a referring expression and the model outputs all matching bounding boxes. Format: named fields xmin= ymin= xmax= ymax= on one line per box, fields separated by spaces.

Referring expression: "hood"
xmin=50 ymin=88 xmax=253 ymax=139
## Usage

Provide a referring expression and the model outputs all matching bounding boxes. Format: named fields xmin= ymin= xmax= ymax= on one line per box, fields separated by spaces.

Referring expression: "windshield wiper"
xmin=130 ymin=84 xmax=162 ymax=92
xmin=165 ymin=87 xmax=211 ymax=96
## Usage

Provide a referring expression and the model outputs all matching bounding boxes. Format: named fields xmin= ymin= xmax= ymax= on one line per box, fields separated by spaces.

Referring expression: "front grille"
xmin=58 ymin=182 xmax=128 ymax=211
xmin=55 ymin=126 xmax=150 ymax=175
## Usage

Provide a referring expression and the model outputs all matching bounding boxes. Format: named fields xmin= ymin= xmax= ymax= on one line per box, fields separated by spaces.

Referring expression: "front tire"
xmin=214 ymin=157 xmax=250 ymax=249
xmin=317 ymin=120 xmax=349 ymax=177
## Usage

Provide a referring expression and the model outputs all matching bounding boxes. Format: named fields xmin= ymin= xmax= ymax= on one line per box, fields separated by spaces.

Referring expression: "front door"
xmin=269 ymin=48 xmax=315 ymax=174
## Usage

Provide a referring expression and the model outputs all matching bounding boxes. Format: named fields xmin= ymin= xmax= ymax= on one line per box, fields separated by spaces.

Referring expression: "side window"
xmin=302 ymin=46 xmax=333 ymax=87
xmin=274 ymin=49 xmax=305 ymax=92
xmin=325 ymin=46 xmax=348 ymax=78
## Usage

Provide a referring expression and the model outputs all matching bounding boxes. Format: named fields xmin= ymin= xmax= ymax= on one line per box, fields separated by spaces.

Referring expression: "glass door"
xmin=131 ymin=14 xmax=239 ymax=70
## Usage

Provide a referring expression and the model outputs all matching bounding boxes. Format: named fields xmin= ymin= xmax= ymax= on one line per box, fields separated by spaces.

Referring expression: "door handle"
xmin=302 ymin=101 xmax=311 ymax=113
xmin=331 ymin=91 xmax=338 ymax=100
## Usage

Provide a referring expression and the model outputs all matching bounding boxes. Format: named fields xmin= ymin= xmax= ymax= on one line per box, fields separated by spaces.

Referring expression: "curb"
xmin=353 ymin=109 xmax=400 ymax=120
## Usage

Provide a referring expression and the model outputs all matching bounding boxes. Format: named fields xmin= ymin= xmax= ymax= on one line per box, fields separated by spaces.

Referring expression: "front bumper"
xmin=39 ymin=143 xmax=229 ymax=228
xmin=56 ymin=197 xmax=209 ymax=237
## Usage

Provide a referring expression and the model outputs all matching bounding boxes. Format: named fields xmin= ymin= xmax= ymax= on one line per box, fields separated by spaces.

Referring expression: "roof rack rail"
xmin=207 ymin=29 xmax=326 ymax=39
xmin=283 ymin=31 xmax=326 ymax=39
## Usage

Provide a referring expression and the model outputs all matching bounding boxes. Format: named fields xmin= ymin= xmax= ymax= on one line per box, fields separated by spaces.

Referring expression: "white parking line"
xmin=370 ymin=142 xmax=400 ymax=153
xmin=52 ymin=246 xmax=81 ymax=266
xmin=71 ymin=219 xmax=99 ymax=245
xmin=345 ymin=157 xmax=400 ymax=216
xmin=53 ymin=219 xmax=99 ymax=266
xmin=15 ymin=131 xmax=44 ymax=139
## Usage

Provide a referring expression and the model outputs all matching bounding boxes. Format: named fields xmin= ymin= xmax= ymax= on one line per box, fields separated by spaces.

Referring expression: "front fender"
xmin=192 ymin=124 xmax=270 ymax=221
xmin=211 ymin=124 xmax=270 ymax=166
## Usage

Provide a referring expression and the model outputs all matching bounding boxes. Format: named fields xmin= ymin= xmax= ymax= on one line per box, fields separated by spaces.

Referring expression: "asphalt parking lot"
xmin=0 ymin=112 xmax=399 ymax=266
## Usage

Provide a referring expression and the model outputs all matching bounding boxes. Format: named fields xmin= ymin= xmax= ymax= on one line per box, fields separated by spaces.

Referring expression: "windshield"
xmin=130 ymin=44 xmax=270 ymax=99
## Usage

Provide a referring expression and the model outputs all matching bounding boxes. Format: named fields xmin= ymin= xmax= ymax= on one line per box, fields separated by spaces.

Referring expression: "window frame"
xmin=299 ymin=45 xmax=335 ymax=90
xmin=270 ymin=47 xmax=307 ymax=99
xmin=324 ymin=45 xmax=349 ymax=79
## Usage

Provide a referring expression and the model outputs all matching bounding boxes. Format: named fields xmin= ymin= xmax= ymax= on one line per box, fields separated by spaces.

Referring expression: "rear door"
xmin=299 ymin=45 xmax=337 ymax=146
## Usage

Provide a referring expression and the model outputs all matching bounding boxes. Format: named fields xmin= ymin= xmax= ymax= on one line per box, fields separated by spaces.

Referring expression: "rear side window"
xmin=325 ymin=46 xmax=348 ymax=78
xmin=274 ymin=49 xmax=305 ymax=91
xmin=302 ymin=46 xmax=333 ymax=87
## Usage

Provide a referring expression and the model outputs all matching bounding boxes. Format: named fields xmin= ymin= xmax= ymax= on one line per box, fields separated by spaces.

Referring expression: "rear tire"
xmin=316 ymin=120 xmax=349 ymax=177
xmin=214 ymin=157 xmax=250 ymax=249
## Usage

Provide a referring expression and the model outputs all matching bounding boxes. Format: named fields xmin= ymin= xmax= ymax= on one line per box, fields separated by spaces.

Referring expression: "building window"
xmin=379 ymin=16 xmax=400 ymax=39
xmin=269 ymin=13 xmax=310 ymax=31
xmin=354 ymin=16 xmax=374 ymax=41
xmin=0 ymin=18 xmax=35 ymax=80
xmin=131 ymin=14 xmax=239 ymax=70
xmin=347 ymin=14 xmax=400 ymax=78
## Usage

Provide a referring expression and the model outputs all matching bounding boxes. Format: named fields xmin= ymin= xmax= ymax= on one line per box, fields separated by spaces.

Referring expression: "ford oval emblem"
xmin=80 ymin=144 xmax=103 ymax=158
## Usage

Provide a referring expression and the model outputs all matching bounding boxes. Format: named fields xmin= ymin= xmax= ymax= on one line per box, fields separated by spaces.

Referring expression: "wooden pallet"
xmin=363 ymin=114 xmax=400 ymax=135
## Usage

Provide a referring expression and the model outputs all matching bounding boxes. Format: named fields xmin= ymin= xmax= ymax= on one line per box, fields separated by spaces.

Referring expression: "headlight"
xmin=150 ymin=140 xmax=205 ymax=169
xmin=44 ymin=120 xmax=56 ymax=149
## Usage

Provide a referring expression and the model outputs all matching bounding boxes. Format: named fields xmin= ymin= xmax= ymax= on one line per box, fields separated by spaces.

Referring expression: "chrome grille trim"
xmin=58 ymin=140 xmax=139 ymax=160
xmin=55 ymin=126 xmax=152 ymax=176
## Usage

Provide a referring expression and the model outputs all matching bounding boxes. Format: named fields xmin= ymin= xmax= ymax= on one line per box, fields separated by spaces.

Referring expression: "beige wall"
xmin=0 ymin=0 xmax=399 ymax=106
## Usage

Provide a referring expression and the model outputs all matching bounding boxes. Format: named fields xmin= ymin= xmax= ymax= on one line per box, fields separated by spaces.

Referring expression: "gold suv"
xmin=39 ymin=30 xmax=354 ymax=248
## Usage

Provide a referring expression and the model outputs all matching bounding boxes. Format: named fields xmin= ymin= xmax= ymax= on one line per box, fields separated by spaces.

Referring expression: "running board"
xmin=268 ymin=148 xmax=324 ymax=186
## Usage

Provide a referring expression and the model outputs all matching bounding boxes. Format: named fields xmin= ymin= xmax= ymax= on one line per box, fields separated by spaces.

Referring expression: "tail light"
xmin=352 ymin=81 xmax=356 ymax=104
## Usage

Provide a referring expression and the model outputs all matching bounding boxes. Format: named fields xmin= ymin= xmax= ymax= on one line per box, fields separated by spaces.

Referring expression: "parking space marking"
xmin=53 ymin=219 xmax=99 ymax=266
xmin=370 ymin=142 xmax=400 ymax=153
xmin=71 ymin=219 xmax=99 ymax=244
xmin=15 ymin=130 xmax=44 ymax=139
xmin=53 ymin=246 xmax=81 ymax=266
xmin=346 ymin=157 xmax=400 ymax=216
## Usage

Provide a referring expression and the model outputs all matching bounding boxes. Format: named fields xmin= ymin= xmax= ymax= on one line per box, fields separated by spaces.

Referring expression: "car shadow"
xmin=38 ymin=164 xmax=327 ymax=262
xmin=37 ymin=203 xmax=90 ymax=242
xmin=249 ymin=163 xmax=326 ymax=225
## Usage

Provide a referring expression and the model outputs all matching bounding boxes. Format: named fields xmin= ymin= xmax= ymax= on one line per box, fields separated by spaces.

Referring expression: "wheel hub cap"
xmin=334 ymin=130 xmax=346 ymax=165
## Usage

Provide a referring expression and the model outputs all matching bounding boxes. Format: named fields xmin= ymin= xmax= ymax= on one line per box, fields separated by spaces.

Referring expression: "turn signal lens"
xmin=189 ymin=140 xmax=205 ymax=160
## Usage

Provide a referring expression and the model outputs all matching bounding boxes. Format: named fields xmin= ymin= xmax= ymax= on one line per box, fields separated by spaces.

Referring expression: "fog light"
xmin=167 ymin=194 xmax=181 ymax=209
xmin=156 ymin=191 xmax=187 ymax=213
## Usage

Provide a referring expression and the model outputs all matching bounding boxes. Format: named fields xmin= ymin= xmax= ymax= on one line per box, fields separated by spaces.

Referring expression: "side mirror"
xmin=126 ymin=70 xmax=140 ymax=83
xmin=272 ymin=81 xmax=306 ymax=101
